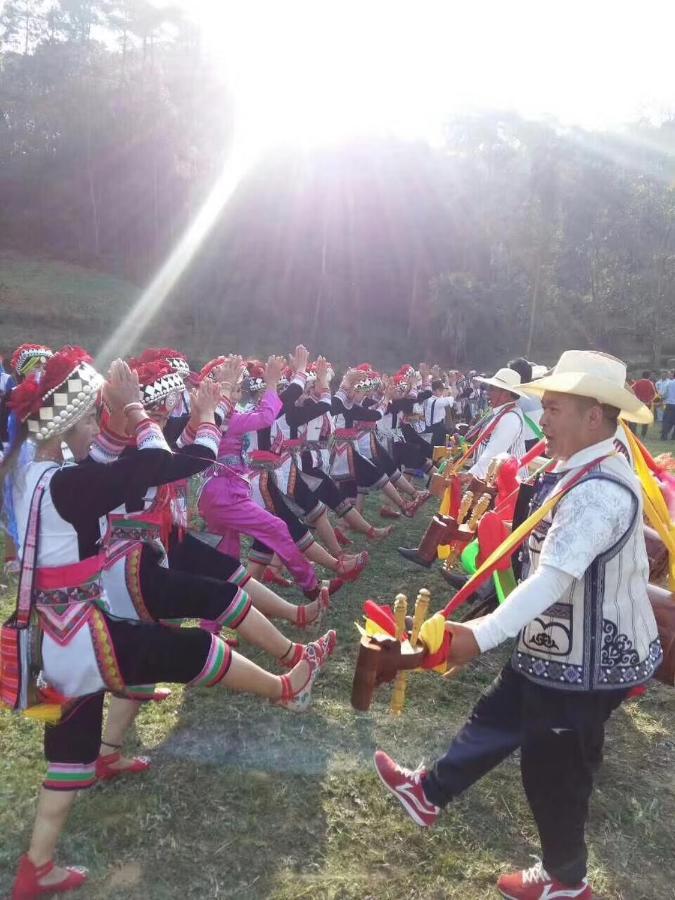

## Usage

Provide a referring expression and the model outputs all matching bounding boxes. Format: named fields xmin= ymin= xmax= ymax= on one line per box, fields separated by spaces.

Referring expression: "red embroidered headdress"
xmin=10 ymin=343 xmax=53 ymax=378
xmin=131 ymin=359 xmax=185 ymax=411
xmin=11 ymin=346 xmax=102 ymax=441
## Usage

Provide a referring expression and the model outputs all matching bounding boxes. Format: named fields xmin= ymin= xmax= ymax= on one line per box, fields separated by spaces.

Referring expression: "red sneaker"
xmin=373 ymin=750 xmax=439 ymax=827
xmin=497 ymin=859 xmax=592 ymax=899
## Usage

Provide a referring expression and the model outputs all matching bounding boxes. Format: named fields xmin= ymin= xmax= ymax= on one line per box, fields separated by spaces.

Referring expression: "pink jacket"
xmin=216 ymin=389 xmax=282 ymax=470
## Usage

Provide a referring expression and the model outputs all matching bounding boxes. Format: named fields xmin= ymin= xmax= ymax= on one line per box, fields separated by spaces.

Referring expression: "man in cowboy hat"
xmin=374 ymin=351 xmax=661 ymax=900
xmin=467 ymin=366 xmax=527 ymax=479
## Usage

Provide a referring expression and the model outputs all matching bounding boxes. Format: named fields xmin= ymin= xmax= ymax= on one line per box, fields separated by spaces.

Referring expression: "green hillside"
xmin=0 ymin=251 xmax=141 ymax=355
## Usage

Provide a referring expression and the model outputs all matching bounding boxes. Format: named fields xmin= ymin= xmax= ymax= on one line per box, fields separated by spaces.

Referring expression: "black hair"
xmin=431 ymin=379 xmax=445 ymax=392
xmin=641 ymin=371 xmax=651 ymax=379
xmin=508 ymin=357 xmax=532 ymax=383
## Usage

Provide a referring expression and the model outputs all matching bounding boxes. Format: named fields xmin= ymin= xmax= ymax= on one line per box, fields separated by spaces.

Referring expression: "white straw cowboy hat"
xmin=520 ymin=350 xmax=653 ymax=425
xmin=474 ymin=367 xmax=525 ymax=397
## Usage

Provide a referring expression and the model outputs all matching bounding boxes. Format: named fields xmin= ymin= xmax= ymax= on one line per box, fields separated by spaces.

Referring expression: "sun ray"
xmin=96 ymin=137 xmax=261 ymax=366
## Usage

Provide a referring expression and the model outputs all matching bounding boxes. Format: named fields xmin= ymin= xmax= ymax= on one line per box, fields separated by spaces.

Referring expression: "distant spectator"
xmin=655 ymin=370 xmax=669 ymax=423
xmin=631 ymin=371 xmax=657 ymax=437
xmin=660 ymin=371 xmax=675 ymax=440
xmin=508 ymin=357 xmax=543 ymax=451
xmin=422 ymin=378 xmax=455 ymax=445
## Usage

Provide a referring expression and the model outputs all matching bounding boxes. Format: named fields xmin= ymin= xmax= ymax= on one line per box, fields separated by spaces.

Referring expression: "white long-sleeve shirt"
xmin=468 ymin=439 xmax=635 ymax=652
xmin=423 ymin=394 xmax=454 ymax=427
xmin=468 ymin=404 xmax=525 ymax=478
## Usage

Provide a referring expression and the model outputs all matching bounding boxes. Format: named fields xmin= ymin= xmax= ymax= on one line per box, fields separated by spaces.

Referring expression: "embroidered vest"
xmin=513 ymin=457 xmax=662 ymax=691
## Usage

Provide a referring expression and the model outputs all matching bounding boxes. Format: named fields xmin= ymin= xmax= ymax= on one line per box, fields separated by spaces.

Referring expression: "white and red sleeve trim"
xmin=176 ymin=422 xmax=197 ymax=449
xmin=89 ymin=425 xmax=129 ymax=465
xmin=192 ymin=422 xmax=221 ymax=457
xmin=135 ymin=419 xmax=171 ymax=452
xmin=291 ymin=371 xmax=308 ymax=389
xmin=316 ymin=390 xmax=332 ymax=404
xmin=335 ymin=388 xmax=353 ymax=408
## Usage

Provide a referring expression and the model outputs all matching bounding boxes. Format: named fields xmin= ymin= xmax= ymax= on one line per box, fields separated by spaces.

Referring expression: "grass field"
xmin=1 ymin=438 xmax=674 ymax=899
xmin=0 ymin=251 xmax=142 ymax=355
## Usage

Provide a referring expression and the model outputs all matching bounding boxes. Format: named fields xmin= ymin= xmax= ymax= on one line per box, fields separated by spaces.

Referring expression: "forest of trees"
xmin=2 ymin=0 xmax=675 ymax=369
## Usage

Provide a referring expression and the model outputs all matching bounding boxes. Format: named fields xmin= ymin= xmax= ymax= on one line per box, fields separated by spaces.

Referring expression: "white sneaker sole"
xmin=497 ymin=888 xmax=590 ymax=899
xmin=373 ymin=760 xmax=435 ymax=828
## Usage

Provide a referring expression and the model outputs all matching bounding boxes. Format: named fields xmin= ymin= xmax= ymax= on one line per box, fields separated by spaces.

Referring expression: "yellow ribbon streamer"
xmin=622 ymin=426 xmax=675 ymax=590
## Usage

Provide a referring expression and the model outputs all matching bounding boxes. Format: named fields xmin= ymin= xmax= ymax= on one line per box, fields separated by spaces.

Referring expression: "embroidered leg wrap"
xmin=43 ymin=761 xmax=98 ymax=791
xmin=296 ymin=531 xmax=315 ymax=552
xmin=215 ymin=588 xmax=252 ymax=629
xmin=304 ymin=501 xmax=327 ymax=525
xmin=249 ymin=542 xmax=274 ymax=566
xmin=334 ymin=497 xmax=354 ymax=517
xmin=43 ymin=694 xmax=103 ymax=792
xmin=188 ymin=635 xmax=233 ymax=688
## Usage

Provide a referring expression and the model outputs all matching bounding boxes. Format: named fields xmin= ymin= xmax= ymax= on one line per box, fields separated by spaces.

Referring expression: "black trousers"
xmin=660 ymin=404 xmax=675 ymax=440
xmin=423 ymin=662 xmax=627 ymax=885
xmin=300 ymin=458 xmax=354 ymax=516
xmin=250 ymin=474 xmax=314 ymax=561
xmin=44 ymin=620 xmax=214 ymax=775
xmin=401 ymin=423 xmax=433 ymax=462
xmin=169 ymin=530 xmax=244 ymax=583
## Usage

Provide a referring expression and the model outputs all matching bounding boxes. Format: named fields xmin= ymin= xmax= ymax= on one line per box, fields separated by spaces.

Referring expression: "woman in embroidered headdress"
xmin=3 ymin=349 xmax=333 ymax=899
xmin=1 ymin=344 xmax=55 ymax=573
xmin=251 ymin=354 xmax=377 ymax=565
xmin=198 ymin=351 xmax=366 ymax=598
xmin=123 ymin=348 xmax=333 ymax=627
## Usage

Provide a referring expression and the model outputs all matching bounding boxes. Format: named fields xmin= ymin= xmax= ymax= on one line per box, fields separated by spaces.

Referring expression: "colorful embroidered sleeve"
xmin=186 ymin=422 xmax=221 ymax=458
xmin=290 ymin=371 xmax=308 ymax=390
xmin=89 ymin=423 xmax=129 ymax=465
xmin=135 ymin=419 xmax=171 ymax=452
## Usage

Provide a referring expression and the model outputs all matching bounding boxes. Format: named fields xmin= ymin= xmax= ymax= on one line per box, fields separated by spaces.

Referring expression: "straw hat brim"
xmin=473 ymin=375 xmax=526 ymax=397
xmin=520 ymin=372 xmax=653 ymax=424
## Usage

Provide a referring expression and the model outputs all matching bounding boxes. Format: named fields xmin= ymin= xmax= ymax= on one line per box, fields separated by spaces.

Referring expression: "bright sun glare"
xmin=98 ymin=0 xmax=675 ymax=363
xmin=188 ymin=0 xmax=675 ymax=151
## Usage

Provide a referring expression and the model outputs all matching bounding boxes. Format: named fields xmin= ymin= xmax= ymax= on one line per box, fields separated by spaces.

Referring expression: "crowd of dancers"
xmin=0 ymin=341 xmax=666 ymax=900
xmin=0 ymin=341 xmax=477 ymax=898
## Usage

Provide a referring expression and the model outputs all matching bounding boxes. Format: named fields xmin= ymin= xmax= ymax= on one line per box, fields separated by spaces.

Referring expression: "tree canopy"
xmin=2 ymin=0 xmax=675 ymax=369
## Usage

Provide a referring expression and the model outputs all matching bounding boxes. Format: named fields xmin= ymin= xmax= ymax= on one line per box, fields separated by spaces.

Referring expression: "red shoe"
xmin=401 ymin=501 xmax=418 ymax=518
xmin=274 ymin=630 xmax=335 ymax=712
xmin=380 ymin=506 xmax=401 ymax=519
xmin=12 ymin=855 xmax=88 ymax=899
xmin=416 ymin=489 xmax=432 ymax=505
xmin=306 ymin=628 xmax=337 ymax=670
xmin=328 ymin=577 xmax=345 ymax=596
xmin=263 ymin=567 xmax=293 ymax=588
xmin=336 ymin=551 xmax=368 ymax=582
xmin=96 ymin=751 xmax=151 ymax=782
xmin=497 ymin=859 xmax=592 ymax=899
xmin=373 ymin=750 xmax=439 ymax=827
xmin=295 ymin=584 xmax=331 ymax=629
xmin=334 ymin=527 xmax=353 ymax=547
xmin=280 ymin=628 xmax=338 ymax=669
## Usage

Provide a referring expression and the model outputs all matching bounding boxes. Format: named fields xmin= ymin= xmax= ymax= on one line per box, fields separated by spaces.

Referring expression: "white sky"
xmin=170 ymin=0 xmax=675 ymax=146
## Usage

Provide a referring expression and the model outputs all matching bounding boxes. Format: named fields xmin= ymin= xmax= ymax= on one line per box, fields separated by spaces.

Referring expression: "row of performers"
xmin=0 ymin=341 xmax=454 ymax=899
xmin=367 ymin=353 xmax=672 ymax=900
